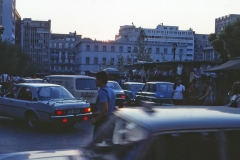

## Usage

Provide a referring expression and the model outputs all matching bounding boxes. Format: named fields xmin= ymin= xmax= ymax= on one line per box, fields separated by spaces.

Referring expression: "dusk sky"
xmin=17 ymin=0 xmax=240 ymax=40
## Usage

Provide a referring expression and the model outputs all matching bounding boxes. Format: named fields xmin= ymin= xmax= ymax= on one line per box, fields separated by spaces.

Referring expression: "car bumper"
xmin=116 ymin=98 xmax=126 ymax=104
xmin=50 ymin=113 xmax=92 ymax=122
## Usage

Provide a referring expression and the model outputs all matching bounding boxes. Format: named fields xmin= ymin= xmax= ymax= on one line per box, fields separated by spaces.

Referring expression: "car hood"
xmin=0 ymin=149 xmax=85 ymax=160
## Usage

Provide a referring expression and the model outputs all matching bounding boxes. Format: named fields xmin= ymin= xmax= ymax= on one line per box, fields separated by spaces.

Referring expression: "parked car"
xmin=18 ymin=78 xmax=44 ymax=83
xmin=122 ymin=82 xmax=144 ymax=105
xmin=1 ymin=106 xmax=240 ymax=159
xmin=0 ymin=83 xmax=92 ymax=128
xmin=135 ymin=82 xmax=173 ymax=105
xmin=107 ymin=81 xmax=126 ymax=108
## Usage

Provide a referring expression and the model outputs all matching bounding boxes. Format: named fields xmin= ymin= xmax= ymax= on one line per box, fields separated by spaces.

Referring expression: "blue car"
xmin=135 ymin=82 xmax=173 ymax=105
xmin=122 ymin=82 xmax=145 ymax=105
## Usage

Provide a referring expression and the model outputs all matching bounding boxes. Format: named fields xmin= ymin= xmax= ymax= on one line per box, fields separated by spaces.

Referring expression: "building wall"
xmin=49 ymin=32 xmax=81 ymax=74
xmin=2 ymin=0 xmax=16 ymax=42
xmin=194 ymin=34 xmax=211 ymax=60
xmin=215 ymin=14 xmax=240 ymax=33
xmin=0 ymin=0 xmax=2 ymax=25
xmin=15 ymin=9 xmax=21 ymax=44
xmin=115 ymin=24 xmax=195 ymax=59
xmin=75 ymin=40 xmax=188 ymax=73
xmin=21 ymin=18 xmax=51 ymax=75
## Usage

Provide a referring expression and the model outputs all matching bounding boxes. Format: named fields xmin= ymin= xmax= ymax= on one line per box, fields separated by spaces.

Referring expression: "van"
xmin=45 ymin=75 xmax=98 ymax=110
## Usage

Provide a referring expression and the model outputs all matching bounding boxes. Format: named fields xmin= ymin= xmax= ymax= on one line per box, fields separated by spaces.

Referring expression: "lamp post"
xmin=172 ymin=43 xmax=177 ymax=60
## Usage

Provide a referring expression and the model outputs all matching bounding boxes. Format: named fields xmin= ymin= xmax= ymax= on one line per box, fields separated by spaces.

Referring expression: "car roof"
xmin=45 ymin=75 xmax=94 ymax=79
xmin=124 ymin=82 xmax=144 ymax=84
xmin=116 ymin=106 xmax=240 ymax=133
xmin=108 ymin=81 xmax=118 ymax=83
xmin=15 ymin=83 xmax=60 ymax=87
xmin=146 ymin=82 xmax=173 ymax=84
xmin=24 ymin=79 xmax=43 ymax=80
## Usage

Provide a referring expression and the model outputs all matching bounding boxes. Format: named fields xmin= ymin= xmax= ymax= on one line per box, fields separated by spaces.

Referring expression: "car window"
xmin=17 ymin=87 xmax=32 ymax=101
xmin=4 ymin=86 xmax=20 ymax=98
xmin=156 ymin=84 xmax=173 ymax=92
xmin=123 ymin=84 xmax=128 ymax=90
xmin=76 ymin=79 xmax=97 ymax=90
xmin=130 ymin=84 xmax=144 ymax=91
xmin=148 ymin=84 xmax=155 ymax=92
xmin=107 ymin=82 xmax=121 ymax=90
xmin=143 ymin=130 xmax=240 ymax=160
xmin=142 ymin=84 xmax=149 ymax=92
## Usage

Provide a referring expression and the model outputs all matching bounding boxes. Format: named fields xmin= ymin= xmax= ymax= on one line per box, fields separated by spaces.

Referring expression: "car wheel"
xmin=26 ymin=113 xmax=39 ymax=128
xmin=119 ymin=104 xmax=123 ymax=108
xmin=64 ymin=122 xmax=76 ymax=128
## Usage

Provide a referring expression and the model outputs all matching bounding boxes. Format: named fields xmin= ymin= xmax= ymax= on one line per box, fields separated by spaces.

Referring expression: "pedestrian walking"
xmin=228 ymin=82 xmax=240 ymax=108
xmin=171 ymin=77 xmax=185 ymax=105
xmin=199 ymin=81 xmax=214 ymax=106
xmin=91 ymin=71 xmax=116 ymax=139
xmin=184 ymin=82 xmax=198 ymax=105
xmin=1 ymin=71 xmax=9 ymax=93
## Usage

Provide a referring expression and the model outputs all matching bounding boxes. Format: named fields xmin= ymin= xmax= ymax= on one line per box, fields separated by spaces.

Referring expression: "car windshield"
xmin=130 ymin=84 xmax=144 ymax=91
xmin=24 ymin=79 xmax=43 ymax=83
xmin=88 ymin=114 xmax=149 ymax=159
xmin=76 ymin=79 xmax=98 ymax=90
xmin=36 ymin=86 xmax=74 ymax=100
xmin=107 ymin=82 xmax=121 ymax=90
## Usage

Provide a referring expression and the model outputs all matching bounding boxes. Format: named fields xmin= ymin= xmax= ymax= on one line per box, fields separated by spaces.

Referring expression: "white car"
xmin=107 ymin=81 xmax=126 ymax=108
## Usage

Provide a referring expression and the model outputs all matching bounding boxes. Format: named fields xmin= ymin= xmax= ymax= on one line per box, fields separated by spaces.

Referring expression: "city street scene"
xmin=0 ymin=0 xmax=240 ymax=159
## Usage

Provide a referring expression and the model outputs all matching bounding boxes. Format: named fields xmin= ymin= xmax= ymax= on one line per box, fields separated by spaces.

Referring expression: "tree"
xmin=132 ymin=29 xmax=153 ymax=62
xmin=116 ymin=53 xmax=125 ymax=71
xmin=209 ymin=18 xmax=240 ymax=62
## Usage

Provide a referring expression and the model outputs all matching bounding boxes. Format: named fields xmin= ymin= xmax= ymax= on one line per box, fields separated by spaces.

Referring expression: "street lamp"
xmin=172 ymin=43 xmax=177 ymax=60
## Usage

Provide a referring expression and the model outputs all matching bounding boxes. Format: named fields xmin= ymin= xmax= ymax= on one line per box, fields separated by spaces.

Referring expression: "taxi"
xmin=0 ymin=83 xmax=92 ymax=128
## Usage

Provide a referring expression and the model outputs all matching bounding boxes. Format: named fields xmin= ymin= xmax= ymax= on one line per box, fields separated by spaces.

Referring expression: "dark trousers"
xmin=173 ymin=99 xmax=183 ymax=105
xmin=1 ymin=82 xmax=8 ymax=93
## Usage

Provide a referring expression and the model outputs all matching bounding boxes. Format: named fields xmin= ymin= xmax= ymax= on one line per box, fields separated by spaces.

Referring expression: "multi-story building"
xmin=215 ymin=14 xmax=240 ymax=33
xmin=115 ymin=24 xmax=195 ymax=59
xmin=21 ymin=18 xmax=51 ymax=75
xmin=75 ymin=39 xmax=188 ymax=73
xmin=0 ymin=0 xmax=2 ymax=25
xmin=15 ymin=9 xmax=21 ymax=44
xmin=194 ymin=34 xmax=211 ymax=60
xmin=49 ymin=31 xmax=82 ymax=74
xmin=1 ymin=0 xmax=16 ymax=42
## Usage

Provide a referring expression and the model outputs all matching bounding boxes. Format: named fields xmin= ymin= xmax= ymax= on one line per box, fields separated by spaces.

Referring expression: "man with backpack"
xmin=91 ymin=71 xmax=116 ymax=138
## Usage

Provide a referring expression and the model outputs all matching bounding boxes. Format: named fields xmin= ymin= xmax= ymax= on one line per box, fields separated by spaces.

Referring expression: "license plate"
xmin=68 ymin=109 xmax=80 ymax=114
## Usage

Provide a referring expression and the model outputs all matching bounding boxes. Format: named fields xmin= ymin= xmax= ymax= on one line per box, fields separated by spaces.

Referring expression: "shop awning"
xmin=206 ymin=58 xmax=240 ymax=72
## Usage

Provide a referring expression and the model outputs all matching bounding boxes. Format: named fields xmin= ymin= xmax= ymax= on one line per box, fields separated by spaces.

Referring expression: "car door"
xmin=145 ymin=84 xmax=156 ymax=101
xmin=11 ymin=86 xmax=33 ymax=119
xmin=136 ymin=84 xmax=149 ymax=101
xmin=0 ymin=86 xmax=20 ymax=117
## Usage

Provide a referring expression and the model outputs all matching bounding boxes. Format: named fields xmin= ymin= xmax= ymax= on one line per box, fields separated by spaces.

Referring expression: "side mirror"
xmin=32 ymin=98 xmax=38 ymax=101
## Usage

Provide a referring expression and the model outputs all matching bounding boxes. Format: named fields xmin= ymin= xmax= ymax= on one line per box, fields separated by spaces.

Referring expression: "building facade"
xmin=75 ymin=39 xmax=188 ymax=73
xmin=215 ymin=14 xmax=240 ymax=33
xmin=1 ymin=0 xmax=16 ymax=42
xmin=202 ymin=46 xmax=219 ymax=61
xmin=0 ymin=0 xmax=2 ymax=25
xmin=14 ymin=9 xmax=21 ymax=44
xmin=194 ymin=34 xmax=211 ymax=60
xmin=115 ymin=24 xmax=195 ymax=60
xmin=49 ymin=32 xmax=81 ymax=74
xmin=21 ymin=18 xmax=51 ymax=75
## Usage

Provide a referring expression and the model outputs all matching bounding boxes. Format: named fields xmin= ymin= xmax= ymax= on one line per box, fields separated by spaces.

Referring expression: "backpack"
xmin=229 ymin=96 xmax=240 ymax=108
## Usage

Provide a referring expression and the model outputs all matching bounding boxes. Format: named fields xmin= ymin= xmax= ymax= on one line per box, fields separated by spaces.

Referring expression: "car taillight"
xmin=62 ymin=118 xmax=68 ymax=123
xmin=55 ymin=110 xmax=63 ymax=115
xmin=122 ymin=95 xmax=126 ymax=99
xmin=83 ymin=116 xmax=88 ymax=121
xmin=84 ymin=108 xmax=91 ymax=113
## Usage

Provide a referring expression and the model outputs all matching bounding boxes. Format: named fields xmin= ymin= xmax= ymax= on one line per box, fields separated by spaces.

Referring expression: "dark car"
xmin=107 ymin=81 xmax=126 ymax=108
xmin=135 ymin=82 xmax=173 ymax=105
xmin=0 ymin=83 xmax=92 ymax=128
xmin=122 ymin=82 xmax=144 ymax=105
xmin=2 ymin=106 xmax=240 ymax=159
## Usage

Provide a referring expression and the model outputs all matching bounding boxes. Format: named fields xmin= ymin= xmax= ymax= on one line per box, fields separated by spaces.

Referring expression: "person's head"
xmin=95 ymin=71 xmax=109 ymax=87
xmin=232 ymin=82 xmax=240 ymax=95
xmin=187 ymin=82 xmax=194 ymax=89
xmin=203 ymin=81 xmax=210 ymax=88
xmin=175 ymin=77 xmax=182 ymax=85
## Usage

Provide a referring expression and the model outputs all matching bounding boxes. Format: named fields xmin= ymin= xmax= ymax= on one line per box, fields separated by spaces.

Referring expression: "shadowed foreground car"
xmin=1 ymin=106 xmax=240 ymax=159
xmin=0 ymin=83 xmax=92 ymax=128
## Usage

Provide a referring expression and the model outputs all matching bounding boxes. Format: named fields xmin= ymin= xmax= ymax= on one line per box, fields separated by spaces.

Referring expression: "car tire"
xmin=26 ymin=112 xmax=39 ymax=129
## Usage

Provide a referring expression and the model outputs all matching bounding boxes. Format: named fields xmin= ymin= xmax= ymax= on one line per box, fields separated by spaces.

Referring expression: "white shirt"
xmin=173 ymin=85 xmax=185 ymax=100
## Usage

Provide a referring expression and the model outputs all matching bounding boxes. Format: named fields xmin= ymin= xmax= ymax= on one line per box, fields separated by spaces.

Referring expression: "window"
xmin=59 ymin=43 xmax=62 ymax=48
xmin=103 ymin=46 xmax=107 ymax=52
xmin=188 ymin=43 xmax=193 ymax=46
xmin=86 ymin=45 xmax=90 ymax=51
xmin=111 ymin=46 xmax=115 ymax=52
xmin=164 ymin=48 xmax=168 ymax=54
xmin=17 ymin=87 xmax=32 ymax=101
xmin=4 ymin=86 xmax=20 ymax=98
xmin=203 ymin=35 xmax=206 ymax=39
xmin=111 ymin=58 xmax=114 ymax=65
xmin=156 ymin=48 xmax=160 ymax=54
xmin=156 ymin=84 xmax=173 ymax=92
xmin=76 ymin=79 xmax=98 ymax=90
xmin=102 ymin=58 xmax=106 ymax=63
xmin=164 ymin=27 xmax=167 ymax=29
xmin=107 ymin=82 xmax=121 ymax=90
xmin=94 ymin=57 xmax=98 ymax=64
xmin=142 ymin=84 xmax=149 ymax=92
xmin=148 ymin=84 xmax=155 ymax=92
xmin=179 ymin=49 xmax=183 ymax=55
xmin=187 ymin=49 xmax=193 ymax=51
xmin=94 ymin=45 xmax=98 ymax=51
xmin=119 ymin=46 xmax=123 ymax=52
xmin=148 ymin=48 xmax=152 ymax=53
xmin=127 ymin=47 xmax=131 ymax=53
xmin=86 ymin=57 xmax=90 ymax=64
xmin=187 ymin=54 xmax=193 ymax=56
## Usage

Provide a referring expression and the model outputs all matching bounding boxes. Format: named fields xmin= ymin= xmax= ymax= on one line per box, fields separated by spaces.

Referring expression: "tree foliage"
xmin=0 ymin=40 xmax=36 ymax=76
xmin=132 ymin=29 xmax=153 ymax=62
xmin=116 ymin=53 xmax=125 ymax=71
xmin=209 ymin=18 xmax=240 ymax=62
